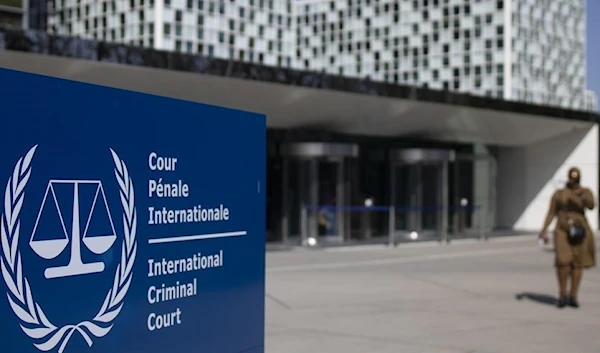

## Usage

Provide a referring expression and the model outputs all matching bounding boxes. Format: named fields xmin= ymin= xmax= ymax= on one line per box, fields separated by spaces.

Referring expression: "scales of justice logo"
xmin=0 ymin=145 xmax=138 ymax=353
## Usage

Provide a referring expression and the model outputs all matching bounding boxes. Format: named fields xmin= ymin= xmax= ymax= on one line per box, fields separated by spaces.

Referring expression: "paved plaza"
xmin=265 ymin=235 xmax=600 ymax=353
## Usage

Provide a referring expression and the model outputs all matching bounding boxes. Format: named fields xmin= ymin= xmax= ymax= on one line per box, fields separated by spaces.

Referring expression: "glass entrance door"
xmin=282 ymin=157 xmax=349 ymax=245
xmin=391 ymin=161 xmax=448 ymax=242
xmin=317 ymin=160 xmax=341 ymax=238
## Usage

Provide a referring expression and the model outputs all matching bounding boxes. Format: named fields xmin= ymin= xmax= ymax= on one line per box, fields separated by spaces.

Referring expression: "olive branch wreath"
xmin=0 ymin=145 xmax=137 ymax=353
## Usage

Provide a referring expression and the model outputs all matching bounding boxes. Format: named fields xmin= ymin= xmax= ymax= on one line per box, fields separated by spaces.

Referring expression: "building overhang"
xmin=0 ymin=5 xmax=23 ymax=14
xmin=0 ymin=29 xmax=597 ymax=147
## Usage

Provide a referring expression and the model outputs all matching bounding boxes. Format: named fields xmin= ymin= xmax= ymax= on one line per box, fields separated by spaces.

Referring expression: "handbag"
xmin=563 ymin=189 xmax=587 ymax=245
xmin=568 ymin=223 xmax=586 ymax=245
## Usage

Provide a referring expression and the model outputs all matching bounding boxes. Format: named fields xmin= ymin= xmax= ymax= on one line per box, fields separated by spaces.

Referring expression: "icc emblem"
xmin=0 ymin=145 xmax=138 ymax=353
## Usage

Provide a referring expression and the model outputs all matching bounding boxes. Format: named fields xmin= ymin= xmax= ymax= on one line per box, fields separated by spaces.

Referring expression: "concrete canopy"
xmin=0 ymin=29 xmax=597 ymax=147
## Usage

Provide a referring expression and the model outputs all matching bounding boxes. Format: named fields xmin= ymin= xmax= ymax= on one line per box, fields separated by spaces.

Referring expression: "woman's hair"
xmin=568 ymin=167 xmax=581 ymax=185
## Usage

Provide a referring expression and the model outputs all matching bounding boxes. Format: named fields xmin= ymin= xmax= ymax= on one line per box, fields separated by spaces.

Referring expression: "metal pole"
xmin=415 ymin=164 xmax=423 ymax=233
xmin=300 ymin=204 xmax=308 ymax=246
xmin=336 ymin=158 xmax=345 ymax=242
xmin=452 ymin=159 xmax=459 ymax=236
xmin=389 ymin=159 xmax=396 ymax=247
xmin=362 ymin=209 xmax=372 ymax=239
xmin=388 ymin=206 xmax=395 ymax=247
xmin=309 ymin=159 xmax=319 ymax=241
xmin=281 ymin=157 xmax=289 ymax=245
xmin=441 ymin=159 xmax=449 ymax=244
xmin=480 ymin=204 xmax=487 ymax=241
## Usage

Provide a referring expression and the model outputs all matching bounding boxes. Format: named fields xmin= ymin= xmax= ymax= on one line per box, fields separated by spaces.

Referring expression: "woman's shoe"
xmin=568 ymin=297 xmax=580 ymax=308
xmin=557 ymin=297 xmax=567 ymax=308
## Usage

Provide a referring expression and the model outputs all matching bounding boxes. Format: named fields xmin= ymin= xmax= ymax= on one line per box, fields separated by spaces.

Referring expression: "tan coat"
xmin=541 ymin=186 xmax=596 ymax=268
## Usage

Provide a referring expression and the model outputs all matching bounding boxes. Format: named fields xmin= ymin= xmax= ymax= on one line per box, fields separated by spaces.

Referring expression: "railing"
xmin=300 ymin=204 xmax=487 ymax=247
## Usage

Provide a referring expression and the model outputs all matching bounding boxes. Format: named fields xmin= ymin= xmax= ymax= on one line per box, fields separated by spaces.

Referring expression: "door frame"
xmin=280 ymin=142 xmax=359 ymax=246
xmin=389 ymin=149 xmax=452 ymax=243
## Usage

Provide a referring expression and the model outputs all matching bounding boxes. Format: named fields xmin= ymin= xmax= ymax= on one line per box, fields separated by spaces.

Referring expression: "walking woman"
xmin=539 ymin=167 xmax=596 ymax=308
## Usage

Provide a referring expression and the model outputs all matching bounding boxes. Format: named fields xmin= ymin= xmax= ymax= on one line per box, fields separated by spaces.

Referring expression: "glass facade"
xmin=266 ymin=135 xmax=493 ymax=245
xmin=44 ymin=0 xmax=595 ymax=111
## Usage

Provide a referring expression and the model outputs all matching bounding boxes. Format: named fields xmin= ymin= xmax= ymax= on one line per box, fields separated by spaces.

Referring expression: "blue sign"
xmin=0 ymin=68 xmax=266 ymax=353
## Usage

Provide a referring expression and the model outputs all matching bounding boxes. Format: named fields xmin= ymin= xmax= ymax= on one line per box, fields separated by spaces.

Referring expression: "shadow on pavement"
xmin=515 ymin=292 xmax=558 ymax=306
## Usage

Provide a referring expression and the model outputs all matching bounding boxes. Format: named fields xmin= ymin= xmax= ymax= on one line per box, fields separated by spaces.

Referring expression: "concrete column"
xmin=472 ymin=144 xmax=494 ymax=231
xmin=496 ymin=125 xmax=599 ymax=231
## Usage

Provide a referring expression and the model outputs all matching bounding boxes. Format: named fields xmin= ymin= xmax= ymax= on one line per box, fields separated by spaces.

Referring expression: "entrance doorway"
xmin=280 ymin=143 xmax=359 ymax=245
xmin=389 ymin=149 xmax=450 ymax=243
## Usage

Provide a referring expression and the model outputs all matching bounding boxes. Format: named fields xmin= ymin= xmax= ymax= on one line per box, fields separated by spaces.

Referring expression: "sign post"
xmin=0 ymin=68 xmax=266 ymax=353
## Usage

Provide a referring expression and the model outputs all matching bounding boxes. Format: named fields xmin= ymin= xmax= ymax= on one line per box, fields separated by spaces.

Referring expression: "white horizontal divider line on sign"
xmin=148 ymin=231 xmax=247 ymax=244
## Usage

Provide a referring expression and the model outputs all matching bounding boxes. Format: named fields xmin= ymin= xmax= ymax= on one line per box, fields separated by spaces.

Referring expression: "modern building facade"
xmin=46 ymin=0 xmax=295 ymax=68
xmin=0 ymin=28 xmax=598 ymax=246
xmin=44 ymin=0 xmax=596 ymax=112
xmin=296 ymin=0 xmax=591 ymax=111
xmin=0 ymin=0 xmax=25 ymax=29
xmin=586 ymin=89 xmax=598 ymax=112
